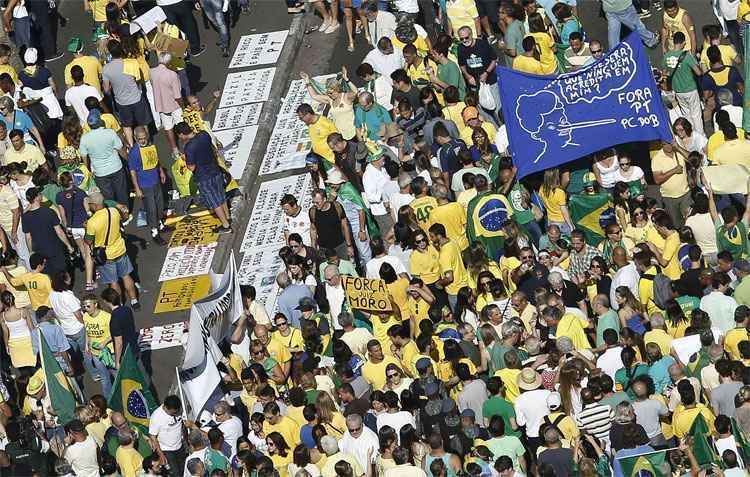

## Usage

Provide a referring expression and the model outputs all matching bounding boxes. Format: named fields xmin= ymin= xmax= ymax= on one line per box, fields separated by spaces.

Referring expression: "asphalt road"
xmin=32 ymin=0 xmax=722 ymax=399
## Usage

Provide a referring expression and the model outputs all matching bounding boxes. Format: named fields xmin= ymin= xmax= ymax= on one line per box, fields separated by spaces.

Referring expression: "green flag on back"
xmin=617 ymin=449 xmax=670 ymax=476
xmin=108 ymin=346 xmax=158 ymax=432
xmin=689 ymin=413 xmax=719 ymax=466
xmin=466 ymin=192 xmax=513 ymax=261
xmin=567 ymin=192 xmax=614 ymax=246
xmin=39 ymin=332 xmax=78 ymax=425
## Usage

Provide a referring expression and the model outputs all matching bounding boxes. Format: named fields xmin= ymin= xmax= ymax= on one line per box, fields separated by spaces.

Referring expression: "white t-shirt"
xmin=149 ymin=406 xmax=184 ymax=451
xmin=325 ymin=284 xmax=347 ymax=329
xmin=49 ymin=290 xmax=83 ymax=335
xmin=376 ymin=410 xmax=416 ymax=439
xmin=363 ymin=49 xmax=405 ymax=79
xmin=283 ymin=208 xmax=312 ymax=246
xmin=217 ymin=416 xmax=243 ymax=456
xmin=685 ymin=213 xmax=719 ymax=255
xmin=65 ymin=84 xmax=102 ymax=125
xmin=64 ymin=436 xmax=100 ymax=477
xmin=514 ymin=388 xmax=552 ymax=437
xmin=341 ymin=327 xmax=375 ymax=357
xmin=596 ymin=346 xmax=625 ymax=381
xmin=393 ymin=0 xmax=419 ymax=13
xmin=612 ymin=165 xmax=645 ymax=188
xmin=366 ymin=255 xmax=407 ymax=279
xmin=388 ymin=192 xmax=415 ymax=222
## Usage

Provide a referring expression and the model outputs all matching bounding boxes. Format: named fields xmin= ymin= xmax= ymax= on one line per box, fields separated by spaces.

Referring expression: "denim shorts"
xmin=98 ymin=253 xmax=134 ymax=284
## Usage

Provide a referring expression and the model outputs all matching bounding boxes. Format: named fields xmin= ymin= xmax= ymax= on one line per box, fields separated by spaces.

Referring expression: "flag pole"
xmin=614 ymin=446 xmax=680 ymax=461
xmin=175 ymin=366 xmax=188 ymax=421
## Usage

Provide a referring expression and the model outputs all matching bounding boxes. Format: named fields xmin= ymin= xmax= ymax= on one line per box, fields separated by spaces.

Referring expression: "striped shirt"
xmin=574 ymin=403 xmax=614 ymax=440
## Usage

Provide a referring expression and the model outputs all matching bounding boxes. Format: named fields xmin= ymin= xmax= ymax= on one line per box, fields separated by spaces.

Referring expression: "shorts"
xmin=476 ymin=0 xmax=500 ymax=22
xmin=159 ymin=108 xmax=183 ymax=130
xmin=197 ymin=174 xmax=227 ymax=210
xmin=98 ymin=253 xmax=134 ymax=285
xmin=117 ymin=97 xmax=151 ymax=128
xmin=69 ymin=227 xmax=85 ymax=240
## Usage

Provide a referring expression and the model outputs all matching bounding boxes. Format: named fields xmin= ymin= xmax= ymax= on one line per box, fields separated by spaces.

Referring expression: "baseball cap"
xmin=460 ymin=408 xmax=475 ymax=418
xmin=23 ymin=48 xmax=38 ymax=65
xmin=87 ymin=108 xmax=103 ymax=128
xmin=547 ymin=392 xmax=562 ymax=410
xmin=583 ymin=171 xmax=597 ymax=186
xmin=415 ymin=357 xmax=432 ymax=371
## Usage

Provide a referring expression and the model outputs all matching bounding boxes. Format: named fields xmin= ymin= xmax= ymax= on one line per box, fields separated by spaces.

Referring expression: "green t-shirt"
xmin=482 ymin=396 xmax=521 ymax=438
xmin=675 ymin=295 xmax=700 ymax=320
xmin=507 ymin=182 xmax=534 ymax=225
xmin=595 ymin=310 xmax=620 ymax=347
xmin=489 ymin=344 xmax=529 ymax=374
xmin=615 ymin=363 xmax=650 ymax=400
xmin=438 ymin=60 xmax=466 ymax=100
xmin=716 ymin=217 xmax=749 ymax=261
xmin=663 ymin=50 xmax=698 ymax=93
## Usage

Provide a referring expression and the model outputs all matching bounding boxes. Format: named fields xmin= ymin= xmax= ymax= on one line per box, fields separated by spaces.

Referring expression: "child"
xmin=115 ymin=431 xmax=143 ymax=477
xmin=127 ymin=126 xmax=167 ymax=245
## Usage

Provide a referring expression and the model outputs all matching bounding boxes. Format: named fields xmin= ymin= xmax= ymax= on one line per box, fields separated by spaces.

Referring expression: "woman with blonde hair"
xmin=539 ymin=168 xmax=573 ymax=234
xmin=315 ymin=391 xmax=347 ymax=438
xmin=300 ymin=69 xmax=357 ymax=139
xmin=75 ymin=404 xmax=106 ymax=446
xmin=0 ymin=290 xmax=36 ymax=370
xmin=557 ymin=362 xmax=583 ymax=415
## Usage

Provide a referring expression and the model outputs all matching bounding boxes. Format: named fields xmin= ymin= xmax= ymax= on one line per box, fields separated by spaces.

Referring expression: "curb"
xmin=210 ymin=11 xmax=308 ymax=273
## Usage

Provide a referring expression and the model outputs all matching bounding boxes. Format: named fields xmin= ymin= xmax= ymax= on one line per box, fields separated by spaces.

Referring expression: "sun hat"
xmin=517 ymin=367 xmax=542 ymax=391
xmin=26 ymin=368 xmax=45 ymax=395
xmin=23 ymin=48 xmax=38 ymax=65
xmin=324 ymin=168 xmax=347 ymax=185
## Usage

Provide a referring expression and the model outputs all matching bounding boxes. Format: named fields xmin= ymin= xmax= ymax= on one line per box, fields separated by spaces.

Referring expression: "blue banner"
xmin=498 ymin=32 xmax=673 ymax=178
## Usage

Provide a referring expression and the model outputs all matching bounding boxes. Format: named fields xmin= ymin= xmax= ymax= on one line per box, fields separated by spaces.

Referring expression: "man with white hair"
xmin=325 ymin=266 xmax=347 ymax=328
xmin=320 ymin=435 xmax=365 ymax=477
xmin=548 ymin=271 xmax=588 ymax=317
xmin=150 ymin=51 xmax=184 ymax=154
xmin=211 ymin=401 xmax=242 ymax=456
xmin=340 ymin=414 xmax=378 ymax=474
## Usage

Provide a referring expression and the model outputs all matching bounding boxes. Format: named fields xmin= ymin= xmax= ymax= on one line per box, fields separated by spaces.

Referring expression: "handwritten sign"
xmin=229 ymin=30 xmax=289 ymax=69
xmin=219 ymin=68 xmax=276 ymax=108
xmin=238 ymin=246 xmax=284 ymax=315
xmin=342 ymin=276 xmax=392 ymax=312
xmin=158 ymin=243 xmax=217 ymax=281
xmin=213 ymin=125 xmax=259 ymax=179
xmin=213 ymin=103 xmax=263 ymax=131
xmin=154 ymin=276 xmax=211 ymax=313
xmin=169 ymin=215 xmax=221 ymax=247
xmin=260 ymin=116 xmax=310 ymax=176
xmin=239 ymin=174 xmax=312 ymax=253
xmin=139 ymin=321 xmax=188 ymax=351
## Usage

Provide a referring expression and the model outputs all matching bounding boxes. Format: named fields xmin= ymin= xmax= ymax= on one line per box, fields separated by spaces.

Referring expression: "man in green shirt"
xmin=428 ymin=41 xmax=466 ymax=100
xmin=662 ymin=32 xmax=704 ymax=136
xmin=734 ymin=260 xmax=750 ymax=306
xmin=593 ymin=294 xmax=620 ymax=348
xmin=497 ymin=158 xmax=541 ymax=246
xmin=318 ymin=244 xmax=359 ymax=281
xmin=482 ymin=377 xmax=521 ymax=437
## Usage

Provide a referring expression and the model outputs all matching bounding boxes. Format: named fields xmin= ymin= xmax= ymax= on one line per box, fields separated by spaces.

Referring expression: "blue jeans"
xmin=202 ymin=0 xmax=229 ymax=48
xmin=86 ymin=352 xmax=114 ymax=397
xmin=65 ymin=329 xmax=98 ymax=380
xmin=606 ymin=5 xmax=657 ymax=50
xmin=12 ymin=16 xmax=31 ymax=50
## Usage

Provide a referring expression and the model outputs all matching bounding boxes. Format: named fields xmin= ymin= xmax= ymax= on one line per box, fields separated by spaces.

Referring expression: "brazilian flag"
xmin=731 ymin=417 xmax=750 ymax=464
xmin=689 ymin=413 xmax=720 ymax=466
xmin=617 ymin=449 xmax=670 ymax=476
xmin=39 ymin=332 xmax=79 ymax=425
xmin=108 ymin=346 xmax=158 ymax=433
xmin=568 ymin=192 xmax=615 ymax=246
xmin=466 ymin=192 xmax=513 ymax=261
xmin=717 ymin=221 xmax=749 ymax=261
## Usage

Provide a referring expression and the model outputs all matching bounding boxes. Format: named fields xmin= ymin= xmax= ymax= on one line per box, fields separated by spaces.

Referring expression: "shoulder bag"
xmin=93 ymin=208 xmax=112 ymax=266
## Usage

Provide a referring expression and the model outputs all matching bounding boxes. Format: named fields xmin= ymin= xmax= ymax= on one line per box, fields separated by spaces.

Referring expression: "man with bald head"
xmin=610 ymin=246 xmax=640 ymax=310
xmin=667 ymin=363 xmax=701 ymax=411
xmin=254 ymin=323 xmax=292 ymax=378
xmin=104 ymin=412 xmax=152 ymax=459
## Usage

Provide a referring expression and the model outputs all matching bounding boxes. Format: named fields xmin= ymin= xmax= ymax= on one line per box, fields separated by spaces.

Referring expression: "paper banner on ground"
xmin=138 ymin=321 xmax=188 ymax=351
xmin=239 ymin=174 xmax=312 ymax=253
xmin=212 ymin=103 xmax=263 ymax=131
xmin=342 ymin=276 xmax=392 ymax=312
xmin=154 ymin=276 xmax=211 ymax=313
xmin=278 ymin=74 xmax=337 ymax=118
xmin=238 ymin=245 xmax=284 ymax=315
xmin=219 ymin=68 xmax=276 ymax=108
xmin=159 ymin=243 xmax=217 ymax=281
xmin=214 ymin=125 xmax=259 ymax=179
xmin=169 ymin=215 xmax=221 ymax=247
xmin=229 ymin=30 xmax=289 ymax=69
xmin=259 ymin=115 xmax=311 ymax=175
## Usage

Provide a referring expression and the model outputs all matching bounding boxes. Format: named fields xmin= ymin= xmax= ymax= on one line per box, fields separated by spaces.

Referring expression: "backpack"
xmin=642 ymin=267 xmax=673 ymax=309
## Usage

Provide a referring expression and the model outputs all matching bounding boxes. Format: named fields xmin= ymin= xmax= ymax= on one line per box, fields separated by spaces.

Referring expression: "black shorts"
xmin=476 ymin=0 xmax=500 ymax=23
xmin=116 ymin=97 xmax=151 ymax=127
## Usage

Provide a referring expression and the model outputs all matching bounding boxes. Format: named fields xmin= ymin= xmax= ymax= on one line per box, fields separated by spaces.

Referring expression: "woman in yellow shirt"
xmin=624 ymin=204 xmax=653 ymax=245
xmin=382 ymin=264 xmax=410 ymax=319
xmin=539 ymin=169 xmax=573 ymax=234
xmin=409 ymin=230 xmax=441 ymax=286
xmin=316 ymin=392 xmax=347 ymax=438
xmin=267 ymin=432 xmax=294 ymax=477
xmin=527 ymin=13 xmax=559 ymax=74
xmin=465 ymin=243 xmax=502 ymax=291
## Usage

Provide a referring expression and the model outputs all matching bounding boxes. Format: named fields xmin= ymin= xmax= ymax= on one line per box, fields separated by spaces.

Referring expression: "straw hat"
xmin=517 ymin=367 xmax=542 ymax=391
xmin=27 ymin=368 xmax=45 ymax=395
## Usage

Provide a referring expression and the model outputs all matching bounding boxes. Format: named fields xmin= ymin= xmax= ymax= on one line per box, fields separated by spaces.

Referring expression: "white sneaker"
xmin=324 ymin=23 xmax=340 ymax=34
xmin=318 ymin=20 xmax=330 ymax=31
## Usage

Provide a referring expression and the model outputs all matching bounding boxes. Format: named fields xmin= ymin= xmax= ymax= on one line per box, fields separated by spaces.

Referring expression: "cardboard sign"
xmin=154 ymin=276 xmax=211 ymax=313
xmin=130 ymin=6 xmax=166 ymax=34
xmin=342 ymin=276 xmax=392 ymax=312
xmin=158 ymin=243 xmax=217 ymax=282
xmin=139 ymin=321 xmax=188 ymax=351
xmin=169 ymin=215 xmax=221 ymax=247
xmin=152 ymin=32 xmax=188 ymax=59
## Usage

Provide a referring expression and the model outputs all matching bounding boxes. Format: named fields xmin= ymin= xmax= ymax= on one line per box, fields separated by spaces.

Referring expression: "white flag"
xmin=178 ymin=351 xmax=223 ymax=420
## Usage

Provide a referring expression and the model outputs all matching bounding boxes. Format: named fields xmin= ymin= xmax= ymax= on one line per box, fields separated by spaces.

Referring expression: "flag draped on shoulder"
xmin=108 ymin=346 xmax=158 ymax=432
xmin=39 ymin=332 xmax=78 ymax=425
xmin=689 ymin=413 xmax=719 ymax=466
xmin=617 ymin=449 xmax=670 ymax=476
xmin=567 ymin=192 xmax=615 ymax=245
xmin=466 ymin=192 xmax=513 ymax=261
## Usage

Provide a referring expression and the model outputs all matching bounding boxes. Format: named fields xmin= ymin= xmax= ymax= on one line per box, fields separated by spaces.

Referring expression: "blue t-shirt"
xmin=184 ymin=131 xmax=222 ymax=180
xmin=4 ymin=110 xmax=35 ymax=143
xmin=56 ymin=187 xmax=88 ymax=228
xmin=127 ymin=144 xmax=160 ymax=189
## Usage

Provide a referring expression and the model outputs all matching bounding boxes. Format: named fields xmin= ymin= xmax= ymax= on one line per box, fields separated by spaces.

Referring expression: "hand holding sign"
xmin=343 ymin=276 xmax=393 ymax=313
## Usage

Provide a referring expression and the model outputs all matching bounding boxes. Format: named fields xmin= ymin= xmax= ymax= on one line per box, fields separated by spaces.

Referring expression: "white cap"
xmin=23 ymin=48 xmax=38 ymax=65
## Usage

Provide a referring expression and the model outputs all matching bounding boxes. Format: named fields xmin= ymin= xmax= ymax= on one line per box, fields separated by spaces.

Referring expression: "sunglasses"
xmin=591 ymin=49 xmax=602 ymax=54
xmin=415 ymin=238 xmax=427 ymax=244
xmin=387 ymin=373 xmax=398 ymax=378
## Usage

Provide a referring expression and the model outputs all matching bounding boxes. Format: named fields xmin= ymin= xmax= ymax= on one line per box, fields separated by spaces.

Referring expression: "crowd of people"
xmin=1 ymin=0 xmax=750 ymax=474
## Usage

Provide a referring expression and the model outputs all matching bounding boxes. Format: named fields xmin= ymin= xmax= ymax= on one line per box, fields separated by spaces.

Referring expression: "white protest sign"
xmin=219 ymin=68 xmax=276 ymax=108
xmin=214 ymin=125 xmax=259 ymax=179
xmin=139 ymin=321 xmax=188 ymax=351
xmin=239 ymin=174 xmax=313 ymax=253
xmin=229 ymin=30 xmax=289 ymax=69
xmin=238 ymin=246 xmax=284 ymax=315
xmin=159 ymin=243 xmax=217 ymax=281
xmin=212 ymin=103 xmax=263 ymax=131
xmin=259 ymin=115 xmax=311 ymax=176
xmin=129 ymin=6 xmax=166 ymax=34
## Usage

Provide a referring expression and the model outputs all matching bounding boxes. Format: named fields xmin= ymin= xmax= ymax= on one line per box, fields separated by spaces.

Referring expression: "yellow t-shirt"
xmin=644 ymin=329 xmax=673 ymax=356
xmin=400 ymin=339 xmax=421 ymax=377
xmin=699 ymin=43 xmax=737 ymax=70
xmin=264 ymin=416 xmax=301 ymax=448
xmin=115 ymin=446 xmax=143 ymax=477
xmin=271 ymin=452 xmax=294 ymax=477
xmin=406 ymin=57 xmax=435 ymax=88
xmin=363 ymin=356 xmax=401 ymax=390
xmin=64 ymin=56 xmax=103 ymax=94
xmin=0 ymin=265 xmax=31 ymax=309
xmin=528 ymin=32 xmax=559 ymax=74
xmin=539 ymin=187 xmax=567 ymax=223
xmin=373 ymin=315 xmax=401 ymax=355
xmin=392 ymin=35 xmax=430 ymax=56
xmin=457 ymin=188 xmax=477 ymax=210
xmin=407 ymin=296 xmax=430 ymax=331
xmin=556 ymin=313 xmax=591 ymax=350
xmin=711 ymin=138 xmax=750 ymax=167
xmin=5 ymin=144 xmax=47 ymax=172
xmin=672 ymin=404 xmax=716 ymax=438
xmin=387 ymin=278 xmax=410 ymax=319
xmin=410 ymin=196 xmax=438 ymax=229
xmin=460 ymin=121 xmax=497 ymax=146
xmin=85 ymin=207 xmax=127 ymax=260
xmin=321 ymin=412 xmax=348 ymax=439
xmin=724 ymin=327 xmax=749 ymax=360
xmin=494 ymin=368 xmax=522 ymax=402
xmin=513 ymin=55 xmax=544 ymax=74
xmin=309 ymin=116 xmax=338 ymax=163
xmin=436 ymin=357 xmax=476 ymax=382
xmin=10 ymin=271 xmax=51 ymax=310
xmin=438 ymin=240 xmax=469 ymax=295
xmin=83 ymin=113 xmax=121 ymax=133
xmin=430 ymin=202 xmax=468 ymax=250
xmin=639 ymin=266 xmax=663 ymax=316
xmin=272 ymin=329 xmax=305 ymax=352
xmin=498 ymin=256 xmax=521 ymax=293
xmin=443 ymin=102 xmax=467 ymax=130
xmin=83 ymin=310 xmax=113 ymax=357
xmin=644 ymin=223 xmax=666 ymax=250
xmin=446 ymin=0 xmax=479 ymax=36
xmin=661 ymin=232 xmax=682 ymax=280
xmin=0 ymin=64 xmax=19 ymax=85
xmin=652 ymin=151 xmax=689 ymax=198
xmin=266 ymin=338 xmax=293 ymax=364
xmin=706 ymin=129 xmax=746 ymax=162
xmin=409 ymin=246 xmax=441 ymax=284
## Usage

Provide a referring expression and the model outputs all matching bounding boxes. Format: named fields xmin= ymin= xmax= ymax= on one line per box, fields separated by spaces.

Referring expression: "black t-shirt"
xmin=56 ymin=187 xmax=88 ymax=228
xmin=21 ymin=207 xmax=64 ymax=258
xmin=457 ymin=38 xmax=498 ymax=85
xmin=110 ymin=305 xmax=139 ymax=355
xmin=391 ymin=85 xmax=422 ymax=111
xmin=680 ymin=268 xmax=704 ymax=298
xmin=537 ymin=447 xmax=575 ymax=477
xmin=556 ymin=280 xmax=585 ymax=308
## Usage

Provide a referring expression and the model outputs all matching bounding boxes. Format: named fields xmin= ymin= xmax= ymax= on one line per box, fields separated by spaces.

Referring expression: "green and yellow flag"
xmin=567 ymin=192 xmax=615 ymax=246
xmin=617 ymin=449 xmax=669 ymax=476
xmin=38 ymin=332 xmax=79 ymax=425
xmin=108 ymin=346 xmax=158 ymax=432
xmin=690 ymin=413 xmax=720 ymax=466
xmin=466 ymin=192 xmax=514 ymax=261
